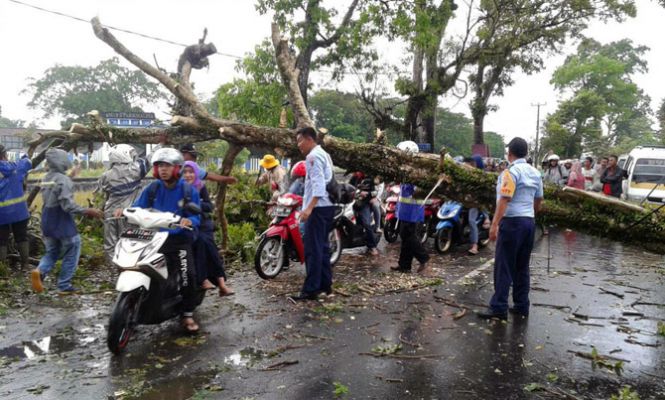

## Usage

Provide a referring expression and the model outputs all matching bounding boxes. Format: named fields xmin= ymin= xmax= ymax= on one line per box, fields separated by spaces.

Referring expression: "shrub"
xmin=226 ymin=223 xmax=258 ymax=263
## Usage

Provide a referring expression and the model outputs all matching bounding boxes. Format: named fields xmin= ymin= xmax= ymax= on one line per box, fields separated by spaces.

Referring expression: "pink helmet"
xmin=291 ymin=160 xmax=306 ymax=179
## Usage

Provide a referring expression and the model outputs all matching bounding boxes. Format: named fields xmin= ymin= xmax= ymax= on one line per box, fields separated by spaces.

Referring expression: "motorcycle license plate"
xmin=272 ymin=206 xmax=291 ymax=217
xmin=121 ymin=228 xmax=155 ymax=240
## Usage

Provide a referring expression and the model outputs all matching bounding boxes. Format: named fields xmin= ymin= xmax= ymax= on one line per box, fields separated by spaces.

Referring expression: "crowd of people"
xmin=541 ymin=153 xmax=625 ymax=197
xmin=0 ymin=130 xmax=629 ymax=332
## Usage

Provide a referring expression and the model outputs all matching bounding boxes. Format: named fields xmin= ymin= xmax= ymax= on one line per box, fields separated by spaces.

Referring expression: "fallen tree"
xmin=24 ymin=17 xmax=665 ymax=254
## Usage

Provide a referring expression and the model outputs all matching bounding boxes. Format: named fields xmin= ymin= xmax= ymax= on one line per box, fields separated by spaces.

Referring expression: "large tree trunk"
xmin=17 ymin=16 xmax=658 ymax=255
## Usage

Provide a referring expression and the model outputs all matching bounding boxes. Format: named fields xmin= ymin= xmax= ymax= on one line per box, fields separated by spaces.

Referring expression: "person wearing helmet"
xmin=288 ymin=160 xmax=306 ymax=196
xmin=391 ymin=141 xmax=431 ymax=275
xmin=97 ymin=144 xmax=150 ymax=260
xmin=31 ymin=149 xmax=104 ymax=295
xmin=543 ymin=154 xmax=566 ymax=186
xmin=0 ymin=144 xmax=32 ymax=269
xmin=257 ymin=154 xmax=288 ymax=202
xmin=117 ymin=147 xmax=202 ymax=333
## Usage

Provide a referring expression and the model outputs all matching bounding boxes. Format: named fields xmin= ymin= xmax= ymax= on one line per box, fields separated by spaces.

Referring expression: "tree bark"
xmin=77 ymin=17 xmax=665 ymax=254
xmin=215 ymin=142 xmax=244 ymax=250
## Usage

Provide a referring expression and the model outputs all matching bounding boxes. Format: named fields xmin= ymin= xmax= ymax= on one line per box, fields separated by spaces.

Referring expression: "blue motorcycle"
xmin=434 ymin=200 xmax=491 ymax=254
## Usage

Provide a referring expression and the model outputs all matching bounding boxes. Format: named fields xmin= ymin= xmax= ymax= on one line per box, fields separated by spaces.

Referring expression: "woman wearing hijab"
xmin=567 ymin=161 xmax=586 ymax=190
xmin=182 ymin=161 xmax=234 ymax=296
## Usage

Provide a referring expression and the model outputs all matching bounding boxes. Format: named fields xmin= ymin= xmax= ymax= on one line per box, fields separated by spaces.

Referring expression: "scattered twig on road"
xmin=453 ymin=308 xmax=467 ymax=320
xmin=565 ymin=317 xmax=604 ymax=327
xmin=359 ymin=352 xmax=443 ymax=359
xmin=567 ymin=350 xmax=631 ymax=363
xmin=303 ymin=334 xmax=332 ymax=341
xmin=532 ymin=303 xmax=572 ymax=312
xmin=625 ymin=338 xmax=660 ymax=348
xmin=375 ymin=375 xmax=404 ymax=383
xmin=599 ymin=287 xmax=624 ymax=299
xmin=261 ymin=360 xmax=299 ymax=371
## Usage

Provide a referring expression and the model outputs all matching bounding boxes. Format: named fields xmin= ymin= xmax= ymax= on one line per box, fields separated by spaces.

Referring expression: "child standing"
xmin=31 ymin=149 xmax=103 ymax=294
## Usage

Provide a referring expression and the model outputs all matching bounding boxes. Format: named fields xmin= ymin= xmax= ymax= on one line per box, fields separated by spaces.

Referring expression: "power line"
xmin=6 ymin=0 xmax=243 ymax=58
xmin=6 ymin=0 xmax=393 ymax=77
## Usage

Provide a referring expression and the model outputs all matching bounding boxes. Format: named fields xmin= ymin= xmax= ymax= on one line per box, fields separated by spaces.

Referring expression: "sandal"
xmin=219 ymin=287 xmax=235 ymax=297
xmin=201 ymin=279 xmax=215 ymax=290
xmin=181 ymin=317 xmax=199 ymax=333
xmin=468 ymin=249 xmax=479 ymax=255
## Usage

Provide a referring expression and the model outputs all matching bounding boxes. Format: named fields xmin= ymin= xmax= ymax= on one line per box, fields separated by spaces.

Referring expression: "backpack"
xmin=323 ymin=152 xmax=344 ymax=204
xmin=145 ymin=180 xmax=193 ymax=211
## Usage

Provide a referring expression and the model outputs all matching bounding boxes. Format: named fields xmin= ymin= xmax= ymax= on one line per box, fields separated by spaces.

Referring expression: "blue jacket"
xmin=40 ymin=149 xmax=84 ymax=238
xmin=132 ymin=178 xmax=200 ymax=235
xmin=0 ymin=156 xmax=31 ymax=225
xmin=396 ymin=183 xmax=424 ymax=223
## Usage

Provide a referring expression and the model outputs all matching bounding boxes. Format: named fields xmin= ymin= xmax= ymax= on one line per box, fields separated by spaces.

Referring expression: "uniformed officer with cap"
xmin=478 ymin=137 xmax=543 ymax=320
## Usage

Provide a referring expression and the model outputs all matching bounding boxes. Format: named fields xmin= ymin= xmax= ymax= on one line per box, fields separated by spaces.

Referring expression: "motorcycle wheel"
xmin=384 ymin=219 xmax=399 ymax=243
xmin=329 ymin=229 xmax=343 ymax=266
xmin=416 ymin=218 xmax=430 ymax=245
xmin=255 ymin=236 xmax=286 ymax=280
xmin=107 ymin=290 xmax=141 ymax=355
xmin=434 ymin=228 xmax=453 ymax=254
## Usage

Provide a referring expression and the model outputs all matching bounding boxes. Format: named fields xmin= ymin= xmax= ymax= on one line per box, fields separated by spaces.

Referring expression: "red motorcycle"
xmin=254 ymin=193 xmax=342 ymax=280
xmin=418 ymin=197 xmax=443 ymax=244
xmin=383 ymin=184 xmax=400 ymax=243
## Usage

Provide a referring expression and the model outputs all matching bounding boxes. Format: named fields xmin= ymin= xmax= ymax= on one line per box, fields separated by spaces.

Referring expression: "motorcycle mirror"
xmin=184 ymin=202 xmax=202 ymax=215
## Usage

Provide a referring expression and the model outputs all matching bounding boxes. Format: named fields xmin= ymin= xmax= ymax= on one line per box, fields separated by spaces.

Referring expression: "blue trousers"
xmin=489 ymin=217 xmax=535 ymax=314
xmin=37 ymin=235 xmax=81 ymax=291
xmin=358 ymin=204 xmax=377 ymax=249
xmin=302 ymin=206 xmax=335 ymax=295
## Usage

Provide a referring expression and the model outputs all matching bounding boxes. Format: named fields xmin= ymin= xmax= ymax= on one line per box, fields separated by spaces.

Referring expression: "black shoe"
xmin=288 ymin=292 xmax=318 ymax=302
xmin=476 ymin=309 xmax=508 ymax=320
xmin=390 ymin=265 xmax=411 ymax=273
xmin=509 ymin=307 xmax=529 ymax=318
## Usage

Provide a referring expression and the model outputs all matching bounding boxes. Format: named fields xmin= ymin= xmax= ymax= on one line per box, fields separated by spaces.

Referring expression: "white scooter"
xmin=106 ymin=207 xmax=204 ymax=355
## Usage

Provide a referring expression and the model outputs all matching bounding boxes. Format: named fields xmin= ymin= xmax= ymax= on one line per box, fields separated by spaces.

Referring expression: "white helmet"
xmin=151 ymin=147 xmax=183 ymax=166
xmin=547 ymin=154 xmax=560 ymax=162
xmin=396 ymin=141 xmax=419 ymax=154
xmin=109 ymin=144 xmax=136 ymax=165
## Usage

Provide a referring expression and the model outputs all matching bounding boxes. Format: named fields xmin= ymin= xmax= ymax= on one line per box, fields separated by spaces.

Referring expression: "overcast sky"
xmin=1 ymin=0 xmax=664 ymax=145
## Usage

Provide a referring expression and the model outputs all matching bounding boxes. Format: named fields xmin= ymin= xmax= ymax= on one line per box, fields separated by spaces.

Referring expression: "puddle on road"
xmin=223 ymin=347 xmax=265 ymax=367
xmin=0 ymin=324 xmax=105 ymax=360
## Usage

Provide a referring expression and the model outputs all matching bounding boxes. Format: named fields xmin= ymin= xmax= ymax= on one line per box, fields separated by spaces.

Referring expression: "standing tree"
xmin=542 ymin=38 xmax=653 ymax=157
xmin=256 ymin=0 xmax=379 ymax=107
xmin=657 ymin=98 xmax=665 ymax=139
xmin=216 ymin=40 xmax=290 ymax=127
xmin=467 ymin=0 xmax=636 ymax=152
xmin=24 ymin=57 xmax=167 ymax=129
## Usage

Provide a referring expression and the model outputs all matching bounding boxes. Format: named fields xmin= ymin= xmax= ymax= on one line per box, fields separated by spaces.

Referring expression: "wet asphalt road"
xmin=0 ymin=229 xmax=664 ymax=399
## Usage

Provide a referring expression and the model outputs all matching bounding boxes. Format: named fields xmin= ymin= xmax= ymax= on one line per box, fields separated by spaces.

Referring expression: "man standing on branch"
xmin=478 ymin=137 xmax=543 ymax=320
xmin=289 ymin=127 xmax=335 ymax=301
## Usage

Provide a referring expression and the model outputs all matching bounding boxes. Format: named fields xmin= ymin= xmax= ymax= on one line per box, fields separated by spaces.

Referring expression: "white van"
xmin=622 ymin=146 xmax=665 ymax=203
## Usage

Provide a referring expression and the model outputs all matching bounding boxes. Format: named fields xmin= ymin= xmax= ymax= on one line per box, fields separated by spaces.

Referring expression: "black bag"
xmin=326 ymin=176 xmax=343 ymax=204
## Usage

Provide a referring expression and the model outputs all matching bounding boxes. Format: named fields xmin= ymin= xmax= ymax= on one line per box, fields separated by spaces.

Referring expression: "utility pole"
xmin=531 ymin=102 xmax=546 ymax=162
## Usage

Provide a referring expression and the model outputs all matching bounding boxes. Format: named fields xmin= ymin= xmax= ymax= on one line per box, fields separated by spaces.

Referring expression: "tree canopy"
xmin=542 ymin=38 xmax=655 ymax=158
xmin=24 ymin=57 xmax=167 ymax=129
